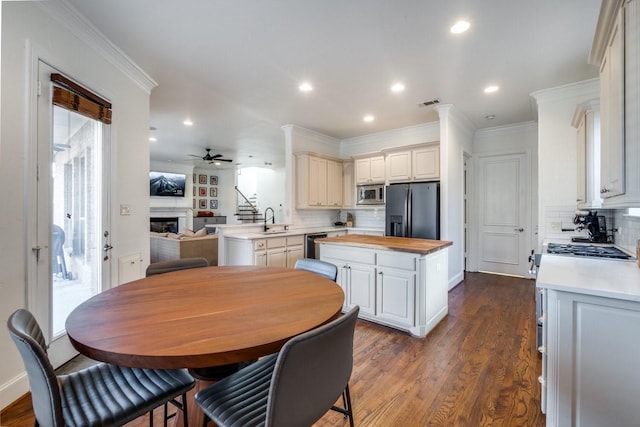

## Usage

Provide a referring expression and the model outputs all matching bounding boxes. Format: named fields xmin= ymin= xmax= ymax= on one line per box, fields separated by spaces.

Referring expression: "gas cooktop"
xmin=546 ymin=243 xmax=632 ymax=260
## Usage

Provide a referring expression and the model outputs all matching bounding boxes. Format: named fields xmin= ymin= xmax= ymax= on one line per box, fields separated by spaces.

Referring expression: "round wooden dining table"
xmin=66 ymin=265 xmax=345 ymax=370
xmin=66 ymin=265 xmax=345 ymax=426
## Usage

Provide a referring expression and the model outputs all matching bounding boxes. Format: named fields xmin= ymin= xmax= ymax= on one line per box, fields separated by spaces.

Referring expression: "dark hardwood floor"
xmin=1 ymin=272 xmax=545 ymax=426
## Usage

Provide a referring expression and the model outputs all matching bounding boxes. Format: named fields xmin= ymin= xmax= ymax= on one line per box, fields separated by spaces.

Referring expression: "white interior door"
xmin=477 ymin=153 xmax=529 ymax=277
xmin=30 ymin=61 xmax=111 ymax=367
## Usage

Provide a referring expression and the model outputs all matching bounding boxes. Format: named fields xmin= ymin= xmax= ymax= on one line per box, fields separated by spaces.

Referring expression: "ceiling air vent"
xmin=418 ymin=98 xmax=441 ymax=108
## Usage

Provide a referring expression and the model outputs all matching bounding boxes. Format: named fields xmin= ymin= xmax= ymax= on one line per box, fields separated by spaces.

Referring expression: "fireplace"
xmin=150 ymin=217 xmax=179 ymax=233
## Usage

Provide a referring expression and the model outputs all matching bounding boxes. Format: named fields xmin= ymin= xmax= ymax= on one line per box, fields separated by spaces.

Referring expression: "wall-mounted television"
xmin=150 ymin=171 xmax=186 ymax=197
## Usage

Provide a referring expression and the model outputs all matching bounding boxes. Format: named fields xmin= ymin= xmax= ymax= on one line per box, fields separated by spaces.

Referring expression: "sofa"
xmin=150 ymin=231 xmax=218 ymax=266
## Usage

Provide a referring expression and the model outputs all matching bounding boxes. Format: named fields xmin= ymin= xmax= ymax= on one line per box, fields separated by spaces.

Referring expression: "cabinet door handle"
xmin=514 ymin=228 xmax=524 ymax=232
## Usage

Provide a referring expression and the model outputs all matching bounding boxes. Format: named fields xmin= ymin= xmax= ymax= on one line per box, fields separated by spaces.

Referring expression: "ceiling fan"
xmin=188 ymin=148 xmax=233 ymax=163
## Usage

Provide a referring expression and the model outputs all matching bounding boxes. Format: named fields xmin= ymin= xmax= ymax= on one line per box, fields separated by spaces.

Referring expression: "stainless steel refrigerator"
xmin=385 ymin=182 xmax=440 ymax=239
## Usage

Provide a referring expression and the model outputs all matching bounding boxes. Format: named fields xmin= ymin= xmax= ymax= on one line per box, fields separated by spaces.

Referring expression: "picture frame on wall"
xmin=193 ymin=186 xmax=196 ymax=197
xmin=210 ymin=187 xmax=217 ymax=197
xmin=199 ymin=187 xmax=207 ymax=196
xmin=192 ymin=174 xmax=196 ymax=183
xmin=210 ymin=199 xmax=218 ymax=209
xmin=210 ymin=175 xmax=218 ymax=185
xmin=199 ymin=174 xmax=207 ymax=184
xmin=193 ymin=199 xmax=196 ymax=209
xmin=199 ymin=199 xmax=207 ymax=209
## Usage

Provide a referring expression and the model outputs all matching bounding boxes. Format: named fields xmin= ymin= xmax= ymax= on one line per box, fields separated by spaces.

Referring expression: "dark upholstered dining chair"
xmin=294 ymin=258 xmax=339 ymax=281
xmin=7 ymin=308 xmax=195 ymax=427
xmin=195 ymin=306 xmax=359 ymax=427
xmin=145 ymin=257 xmax=209 ymax=276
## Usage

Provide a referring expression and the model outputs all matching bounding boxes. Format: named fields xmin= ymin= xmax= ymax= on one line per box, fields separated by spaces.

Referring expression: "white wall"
xmin=531 ymin=78 xmax=599 ymax=245
xmin=435 ymin=105 xmax=474 ymax=288
xmin=1 ymin=2 xmax=153 ymax=408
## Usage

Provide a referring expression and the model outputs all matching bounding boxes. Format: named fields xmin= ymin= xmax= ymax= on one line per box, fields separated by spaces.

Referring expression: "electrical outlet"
xmin=120 ymin=204 xmax=131 ymax=215
xmin=550 ymin=222 xmax=561 ymax=231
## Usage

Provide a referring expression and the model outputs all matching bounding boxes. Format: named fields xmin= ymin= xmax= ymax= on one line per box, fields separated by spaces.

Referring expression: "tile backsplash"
xmin=612 ymin=210 xmax=640 ymax=254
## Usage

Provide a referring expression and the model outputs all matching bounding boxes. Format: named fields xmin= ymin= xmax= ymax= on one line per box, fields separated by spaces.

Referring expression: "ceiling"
xmin=65 ymin=0 xmax=602 ymax=169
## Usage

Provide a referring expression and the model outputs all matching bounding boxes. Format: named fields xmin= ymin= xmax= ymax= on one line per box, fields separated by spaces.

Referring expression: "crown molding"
xmin=530 ymin=78 xmax=600 ymax=105
xmin=589 ymin=0 xmax=625 ymax=65
xmin=37 ymin=0 xmax=157 ymax=94
xmin=474 ymin=121 xmax=538 ymax=139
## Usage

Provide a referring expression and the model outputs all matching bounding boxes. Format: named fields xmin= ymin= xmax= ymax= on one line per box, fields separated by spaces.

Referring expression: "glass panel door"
xmin=51 ymin=106 xmax=103 ymax=336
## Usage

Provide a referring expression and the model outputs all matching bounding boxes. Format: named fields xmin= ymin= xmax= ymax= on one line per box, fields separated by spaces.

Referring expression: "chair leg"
xmin=149 ymin=408 xmax=154 ymax=427
xmin=164 ymin=402 xmax=168 ymax=427
xmin=182 ymin=393 xmax=189 ymax=427
xmin=344 ymin=384 xmax=355 ymax=427
xmin=330 ymin=384 xmax=355 ymax=426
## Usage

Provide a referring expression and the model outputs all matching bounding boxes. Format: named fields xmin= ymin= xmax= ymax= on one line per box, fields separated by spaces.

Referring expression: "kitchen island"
xmin=317 ymin=235 xmax=452 ymax=337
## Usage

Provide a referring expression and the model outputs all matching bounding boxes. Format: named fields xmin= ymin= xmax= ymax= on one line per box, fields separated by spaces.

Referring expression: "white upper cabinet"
xmin=599 ymin=6 xmax=625 ymax=199
xmin=592 ymin=0 xmax=640 ymax=207
xmin=355 ymin=155 xmax=385 ymax=184
xmin=572 ymin=100 xmax=602 ymax=209
xmin=385 ymin=144 xmax=440 ymax=183
xmin=296 ymin=153 xmax=343 ymax=209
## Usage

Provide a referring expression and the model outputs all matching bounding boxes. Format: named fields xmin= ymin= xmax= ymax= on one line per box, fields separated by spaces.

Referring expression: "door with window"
xmin=31 ymin=61 xmax=112 ymax=367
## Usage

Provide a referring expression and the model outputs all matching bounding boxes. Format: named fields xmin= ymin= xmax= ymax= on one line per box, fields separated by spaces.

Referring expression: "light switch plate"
xmin=120 ymin=204 xmax=131 ymax=215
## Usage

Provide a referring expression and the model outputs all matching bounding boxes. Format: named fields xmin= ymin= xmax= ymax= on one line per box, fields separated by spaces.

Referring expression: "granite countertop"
xmin=316 ymin=235 xmax=453 ymax=255
xmin=536 ymin=254 xmax=640 ymax=302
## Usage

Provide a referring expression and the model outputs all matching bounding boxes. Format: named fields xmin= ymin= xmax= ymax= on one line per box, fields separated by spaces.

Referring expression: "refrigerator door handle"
xmin=406 ymin=188 xmax=411 ymax=237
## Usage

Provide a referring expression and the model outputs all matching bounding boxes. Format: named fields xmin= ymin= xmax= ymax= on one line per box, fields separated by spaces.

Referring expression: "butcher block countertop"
xmin=316 ymin=234 xmax=452 ymax=255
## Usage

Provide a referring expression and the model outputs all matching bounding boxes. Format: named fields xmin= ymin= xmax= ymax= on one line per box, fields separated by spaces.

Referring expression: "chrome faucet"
xmin=264 ymin=207 xmax=275 ymax=231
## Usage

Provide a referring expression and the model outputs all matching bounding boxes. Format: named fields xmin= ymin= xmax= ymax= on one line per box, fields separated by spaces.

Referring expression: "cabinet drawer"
xmin=286 ymin=235 xmax=304 ymax=246
xmin=321 ymin=245 xmax=376 ymax=265
xmin=254 ymin=240 xmax=267 ymax=251
xmin=377 ymin=252 xmax=416 ymax=271
xmin=267 ymin=237 xmax=287 ymax=249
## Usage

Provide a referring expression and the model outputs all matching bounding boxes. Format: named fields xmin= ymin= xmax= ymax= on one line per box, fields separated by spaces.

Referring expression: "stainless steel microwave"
xmin=357 ymin=184 xmax=385 ymax=205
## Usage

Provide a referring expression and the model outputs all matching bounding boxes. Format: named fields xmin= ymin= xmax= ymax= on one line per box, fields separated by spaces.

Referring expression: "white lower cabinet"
xmin=227 ymin=235 xmax=303 ymax=266
xmin=376 ymin=266 xmax=415 ymax=328
xmin=321 ymin=243 xmax=447 ymax=337
xmin=544 ymin=289 xmax=640 ymax=427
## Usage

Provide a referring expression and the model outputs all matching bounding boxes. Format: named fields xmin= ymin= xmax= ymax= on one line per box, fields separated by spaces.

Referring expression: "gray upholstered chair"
xmin=195 ymin=306 xmax=359 ymax=427
xmin=294 ymin=258 xmax=339 ymax=281
xmin=7 ymin=308 xmax=195 ymax=427
xmin=145 ymin=257 xmax=209 ymax=276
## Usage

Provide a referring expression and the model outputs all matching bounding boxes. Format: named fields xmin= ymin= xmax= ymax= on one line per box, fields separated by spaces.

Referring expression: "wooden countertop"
xmin=316 ymin=234 xmax=452 ymax=255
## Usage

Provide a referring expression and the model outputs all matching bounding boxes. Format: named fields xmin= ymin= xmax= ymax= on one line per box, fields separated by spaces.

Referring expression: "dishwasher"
xmin=305 ymin=233 xmax=328 ymax=259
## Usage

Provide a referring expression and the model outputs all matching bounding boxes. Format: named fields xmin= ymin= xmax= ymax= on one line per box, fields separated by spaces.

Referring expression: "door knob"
xmin=515 ymin=228 xmax=524 ymax=232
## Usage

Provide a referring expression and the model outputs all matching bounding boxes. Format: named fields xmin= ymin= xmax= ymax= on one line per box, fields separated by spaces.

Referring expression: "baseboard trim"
xmin=0 ymin=372 xmax=29 ymax=413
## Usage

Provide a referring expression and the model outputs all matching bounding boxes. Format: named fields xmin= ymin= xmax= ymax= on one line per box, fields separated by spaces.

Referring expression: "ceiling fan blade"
xmin=218 ymin=158 xmax=233 ymax=162
xmin=187 ymin=154 xmax=202 ymax=158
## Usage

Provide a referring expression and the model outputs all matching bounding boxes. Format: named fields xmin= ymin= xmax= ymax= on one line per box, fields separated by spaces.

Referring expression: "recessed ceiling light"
xmin=485 ymin=114 xmax=496 ymax=120
xmin=391 ymin=82 xmax=405 ymax=93
xmin=183 ymin=119 xmax=193 ymax=126
xmin=149 ymin=137 xmax=157 ymax=142
xmin=450 ymin=20 xmax=470 ymax=34
xmin=484 ymin=85 xmax=499 ymax=94
xmin=363 ymin=115 xmax=375 ymax=123
xmin=299 ymin=82 xmax=313 ymax=92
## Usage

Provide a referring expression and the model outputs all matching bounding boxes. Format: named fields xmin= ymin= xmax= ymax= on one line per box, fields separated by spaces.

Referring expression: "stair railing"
xmin=234 ymin=186 xmax=261 ymax=223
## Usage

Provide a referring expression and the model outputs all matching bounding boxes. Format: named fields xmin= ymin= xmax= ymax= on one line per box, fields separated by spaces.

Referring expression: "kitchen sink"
xmin=261 ymin=230 xmax=288 ymax=235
